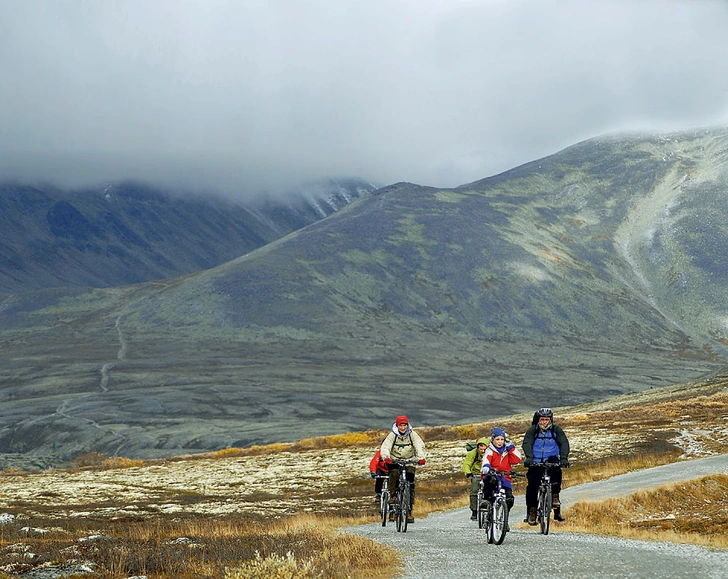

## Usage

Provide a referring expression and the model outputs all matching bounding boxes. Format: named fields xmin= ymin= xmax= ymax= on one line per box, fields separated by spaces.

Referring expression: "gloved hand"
xmin=480 ymin=465 xmax=491 ymax=475
xmin=505 ymin=442 xmax=516 ymax=452
xmin=466 ymin=473 xmax=473 ymax=479
xmin=384 ymin=457 xmax=392 ymax=465
xmin=523 ymin=458 xmax=533 ymax=467
xmin=559 ymin=459 xmax=570 ymax=468
xmin=418 ymin=459 xmax=426 ymax=465
xmin=370 ymin=472 xmax=377 ymax=478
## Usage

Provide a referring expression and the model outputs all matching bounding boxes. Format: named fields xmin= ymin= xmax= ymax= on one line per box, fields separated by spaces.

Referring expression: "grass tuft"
xmin=225 ymin=551 xmax=320 ymax=579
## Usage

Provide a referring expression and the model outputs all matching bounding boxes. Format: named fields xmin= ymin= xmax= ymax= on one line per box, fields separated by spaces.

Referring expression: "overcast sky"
xmin=2 ymin=0 xmax=728 ymax=196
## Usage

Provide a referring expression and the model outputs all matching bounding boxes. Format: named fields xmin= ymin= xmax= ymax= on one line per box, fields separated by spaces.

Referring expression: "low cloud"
xmin=2 ymin=0 xmax=728 ymax=196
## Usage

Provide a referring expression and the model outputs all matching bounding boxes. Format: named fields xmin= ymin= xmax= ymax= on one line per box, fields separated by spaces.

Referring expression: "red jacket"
xmin=370 ymin=450 xmax=389 ymax=473
xmin=482 ymin=443 xmax=522 ymax=488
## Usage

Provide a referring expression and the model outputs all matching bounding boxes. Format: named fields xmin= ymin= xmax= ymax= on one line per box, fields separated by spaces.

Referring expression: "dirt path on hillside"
xmin=349 ymin=453 xmax=728 ymax=578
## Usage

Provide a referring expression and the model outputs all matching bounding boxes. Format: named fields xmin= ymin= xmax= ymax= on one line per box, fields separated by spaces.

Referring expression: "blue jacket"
xmin=522 ymin=423 xmax=569 ymax=463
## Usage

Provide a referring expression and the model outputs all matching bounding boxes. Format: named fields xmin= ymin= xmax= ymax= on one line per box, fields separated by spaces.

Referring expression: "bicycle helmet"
xmin=536 ymin=407 xmax=553 ymax=418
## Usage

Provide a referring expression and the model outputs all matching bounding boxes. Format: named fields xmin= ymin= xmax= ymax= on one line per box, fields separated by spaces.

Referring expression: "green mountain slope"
xmin=2 ymin=127 xmax=728 ymax=470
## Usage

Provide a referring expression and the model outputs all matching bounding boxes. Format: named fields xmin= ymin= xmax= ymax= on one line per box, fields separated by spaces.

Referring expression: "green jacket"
xmin=461 ymin=437 xmax=489 ymax=476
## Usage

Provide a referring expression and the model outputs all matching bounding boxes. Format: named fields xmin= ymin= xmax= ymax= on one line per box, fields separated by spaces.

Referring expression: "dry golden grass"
xmin=71 ymin=451 xmax=145 ymax=471
xmin=0 ymin=512 xmax=400 ymax=579
xmin=161 ymin=430 xmax=387 ymax=464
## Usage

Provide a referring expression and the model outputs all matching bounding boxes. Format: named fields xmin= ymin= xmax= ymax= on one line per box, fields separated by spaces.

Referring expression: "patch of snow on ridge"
xmin=509 ymin=261 xmax=550 ymax=282
xmin=303 ymin=194 xmax=328 ymax=218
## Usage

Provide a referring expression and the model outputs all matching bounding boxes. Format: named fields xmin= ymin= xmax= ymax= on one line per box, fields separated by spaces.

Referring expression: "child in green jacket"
xmin=462 ymin=437 xmax=489 ymax=520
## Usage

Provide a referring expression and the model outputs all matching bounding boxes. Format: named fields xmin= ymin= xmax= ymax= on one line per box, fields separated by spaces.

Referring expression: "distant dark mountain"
xmin=2 ymin=127 xmax=728 ymax=471
xmin=0 ymin=178 xmax=377 ymax=293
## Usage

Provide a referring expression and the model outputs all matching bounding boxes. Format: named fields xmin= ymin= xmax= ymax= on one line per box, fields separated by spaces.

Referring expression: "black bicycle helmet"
xmin=537 ymin=407 xmax=553 ymax=418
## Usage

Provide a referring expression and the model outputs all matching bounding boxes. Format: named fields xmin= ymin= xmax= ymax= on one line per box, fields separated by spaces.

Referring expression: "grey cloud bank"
xmin=2 ymin=0 xmax=728 ymax=195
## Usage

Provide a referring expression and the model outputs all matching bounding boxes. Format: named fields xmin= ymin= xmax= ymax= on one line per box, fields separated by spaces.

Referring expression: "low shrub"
xmin=225 ymin=551 xmax=320 ymax=579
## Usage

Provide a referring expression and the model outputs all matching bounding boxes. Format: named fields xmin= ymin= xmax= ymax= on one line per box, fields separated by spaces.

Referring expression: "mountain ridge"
xmin=2 ymin=127 xmax=728 ymax=470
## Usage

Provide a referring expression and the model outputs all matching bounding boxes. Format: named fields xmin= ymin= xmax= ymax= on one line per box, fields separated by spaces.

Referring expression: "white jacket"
xmin=380 ymin=423 xmax=426 ymax=461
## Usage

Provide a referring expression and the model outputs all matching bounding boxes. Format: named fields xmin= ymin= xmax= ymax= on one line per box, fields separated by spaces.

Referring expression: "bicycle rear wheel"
xmin=380 ymin=489 xmax=389 ymax=527
xmin=491 ymin=498 xmax=508 ymax=545
xmin=478 ymin=505 xmax=487 ymax=530
xmin=476 ymin=488 xmax=485 ymax=529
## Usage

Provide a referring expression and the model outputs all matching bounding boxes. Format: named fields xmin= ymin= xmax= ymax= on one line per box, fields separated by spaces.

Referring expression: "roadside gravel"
xmin=349 ymin=453 xmax=728 ymax=578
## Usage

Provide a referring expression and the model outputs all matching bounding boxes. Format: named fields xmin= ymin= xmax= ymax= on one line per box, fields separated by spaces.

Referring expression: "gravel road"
xmin=564 ymin=452 xmax=728 ymax=506
xmin=349 ymin=454 xmax=728 ymax=578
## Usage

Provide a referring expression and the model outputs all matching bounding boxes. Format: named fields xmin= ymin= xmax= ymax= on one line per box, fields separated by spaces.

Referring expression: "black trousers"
xmin=482 ymin=474 xmax=515 ymax=509
xmin=526 ymin=465 xmax=562 ymax=509
xmin=374 ymin=468 xmax=387 ymax=494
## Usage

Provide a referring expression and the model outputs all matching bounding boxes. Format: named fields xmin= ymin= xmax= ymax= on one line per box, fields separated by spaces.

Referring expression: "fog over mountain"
xmin=2 ymin=1 xmax=728 ymax=194
xmin=0 ymin=178 xmax=376 ymax=293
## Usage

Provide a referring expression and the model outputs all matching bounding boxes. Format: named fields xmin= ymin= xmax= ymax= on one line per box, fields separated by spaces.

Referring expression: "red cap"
xmin=396 ymin=415 xmax=409 ymax=425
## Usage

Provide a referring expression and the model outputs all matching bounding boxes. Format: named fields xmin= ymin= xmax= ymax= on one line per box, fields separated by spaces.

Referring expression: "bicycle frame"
xmin=390 ymin=459 xmax=419 ymax=533
xmin=478 ymin=469 xmax=517 ymax=545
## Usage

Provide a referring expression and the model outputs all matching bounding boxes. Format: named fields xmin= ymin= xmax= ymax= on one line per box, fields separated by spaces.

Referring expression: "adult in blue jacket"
xmin=522 ymin=407 xmax=570 ymax=525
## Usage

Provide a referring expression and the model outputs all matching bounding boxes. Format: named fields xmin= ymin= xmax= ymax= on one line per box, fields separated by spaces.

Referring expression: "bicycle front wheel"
xmin=539 ymin=485 xmax=552 ymax=535
xmin=380 ymin=489 xmax=389 ymax=527
xmin=491 ymin=498 xmax=508 ymax=545
xmin=395 ymin=489 xmax=404 ymax=532
xmin=401 ymin=484 xmax=411 ymax=533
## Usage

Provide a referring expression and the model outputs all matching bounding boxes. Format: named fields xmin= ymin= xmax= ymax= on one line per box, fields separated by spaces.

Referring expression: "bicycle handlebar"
xmin=368 ymin=458 xmax=422 ymax=479
xmin=389 ymin=459 xmax=422 ymax=467
xmin=483 ymin=469 xmax=525 ymax=477
xmin=527 ymin=461 xmax=571 ymax=468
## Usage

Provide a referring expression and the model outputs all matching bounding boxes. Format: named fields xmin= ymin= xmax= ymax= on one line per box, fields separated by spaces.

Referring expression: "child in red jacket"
xmin=480 ymin=427 xmax=522 ymax=511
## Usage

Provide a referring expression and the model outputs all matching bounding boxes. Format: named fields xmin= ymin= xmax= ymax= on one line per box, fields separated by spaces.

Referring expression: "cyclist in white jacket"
xmin=380 ymin=415 xmax=426 ymax=522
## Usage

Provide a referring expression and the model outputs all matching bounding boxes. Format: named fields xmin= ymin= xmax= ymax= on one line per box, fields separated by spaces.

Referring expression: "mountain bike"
xmin=533 ymin=462 xmax=556 ymax=535
xmin=478 ymin=470 xmax=522 ymax=545
xmin=390 ymin=459 xmax=420 ymax=533
xmin=374 ymin=475 xmax=390 ymax=527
